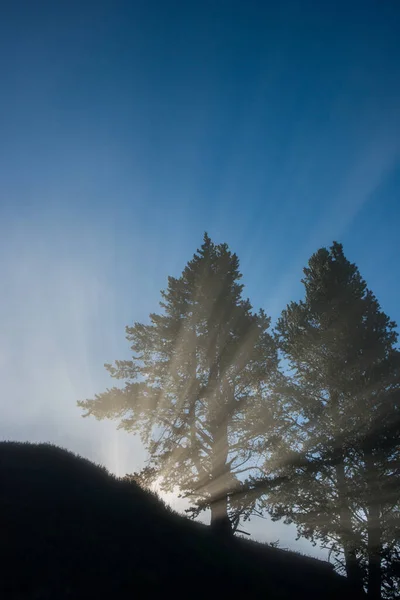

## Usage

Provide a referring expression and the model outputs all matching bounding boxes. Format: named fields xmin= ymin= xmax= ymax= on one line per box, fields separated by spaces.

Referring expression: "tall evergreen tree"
xmin=256 ymin=242 xmax=400 ymax=598
xmin=78 ymin=233 xmax=278 ymax=534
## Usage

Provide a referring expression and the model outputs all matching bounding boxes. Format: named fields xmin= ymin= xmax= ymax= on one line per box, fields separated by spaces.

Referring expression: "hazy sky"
xmin=1 ymin=1 xmax=400 ymax=557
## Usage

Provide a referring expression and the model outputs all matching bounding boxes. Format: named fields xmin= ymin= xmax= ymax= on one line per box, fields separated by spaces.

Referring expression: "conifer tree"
xmin=78 ymin=233 xmax=279 ymax=533
xmin=258 ymin=242 xmax=400 ymax=598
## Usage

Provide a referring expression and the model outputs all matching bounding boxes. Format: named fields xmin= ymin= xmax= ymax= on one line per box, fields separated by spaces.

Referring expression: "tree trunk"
xmin=335 ymin=459 xmax=365 ymax=595
xmin=209 ymin=415 xmax=233 ymax=537
xmin=210 ymin=495 xmax=232 ymax=536
xmin=364 ymin=451 xmax=381 ymax=600
xmin=207 ymin=329 xmax=233 ymax=537
xmin=366 ymin=502 xmax=381 ymax=600
xmin=330 ymin=389 xmax=364 ymax=596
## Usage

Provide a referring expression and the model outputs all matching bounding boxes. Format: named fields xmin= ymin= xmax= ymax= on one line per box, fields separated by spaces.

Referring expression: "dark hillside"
xmin=0 ymin=442 xmax=363 ymax=599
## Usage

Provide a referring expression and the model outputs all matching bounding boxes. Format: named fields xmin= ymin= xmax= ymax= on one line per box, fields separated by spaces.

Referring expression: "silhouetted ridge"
xmin=0 ymin=442 xmax=364 ymax=599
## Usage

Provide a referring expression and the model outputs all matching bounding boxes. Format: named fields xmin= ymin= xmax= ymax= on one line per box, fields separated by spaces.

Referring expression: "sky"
xmin=1 ymin=0 xmax=400 ymax=558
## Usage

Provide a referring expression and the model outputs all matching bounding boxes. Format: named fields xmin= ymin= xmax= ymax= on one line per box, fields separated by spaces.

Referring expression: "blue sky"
xmin=1 ymin=0 xmax=400 ymax=555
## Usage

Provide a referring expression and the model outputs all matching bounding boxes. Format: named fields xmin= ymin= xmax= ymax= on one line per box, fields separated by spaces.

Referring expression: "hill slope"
xmin=0 ymin=442 xmax=362 ymax=599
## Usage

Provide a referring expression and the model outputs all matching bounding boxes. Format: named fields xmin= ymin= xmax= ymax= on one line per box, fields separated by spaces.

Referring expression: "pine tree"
xmin=258 ymin=242 xmax=400 ymax=598
xmin=78 ymin=233 xmax=278 ymax=534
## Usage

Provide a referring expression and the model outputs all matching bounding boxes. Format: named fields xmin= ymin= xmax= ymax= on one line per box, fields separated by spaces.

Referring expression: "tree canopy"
xmin=257 ymin=242 xmax=400 ymax=599
xmin=79 ymin=236 xmax=399 ymax=597
xmin=79 ymin=233 xmax=279 ymax=533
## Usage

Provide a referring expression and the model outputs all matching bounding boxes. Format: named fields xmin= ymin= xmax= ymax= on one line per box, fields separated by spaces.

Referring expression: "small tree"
xmin=78 ymin=233 xmax=279 ymax=534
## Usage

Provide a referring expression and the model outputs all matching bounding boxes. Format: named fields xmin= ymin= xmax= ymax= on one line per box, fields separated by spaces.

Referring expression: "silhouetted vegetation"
xmin=1 ymin=441 xmax=361 ymax=599
xmin=77 ymin=234 xmax=399 ymax=598
xmin=79 ymin=233 xmax=280 ymax=533
xmin=260 ymin=243 xmax=400 ymax=599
